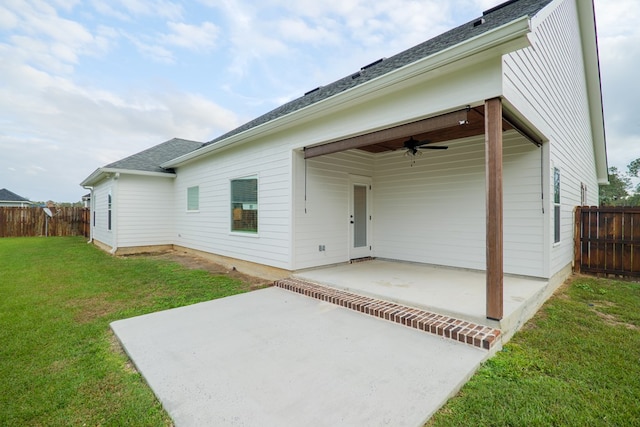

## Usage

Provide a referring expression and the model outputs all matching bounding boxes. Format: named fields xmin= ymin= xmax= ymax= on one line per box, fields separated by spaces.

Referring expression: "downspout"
xmin=82 ymin=185 xmax=94 ymax=243
xmin=110 ymin=173 xmax=120 ymax=255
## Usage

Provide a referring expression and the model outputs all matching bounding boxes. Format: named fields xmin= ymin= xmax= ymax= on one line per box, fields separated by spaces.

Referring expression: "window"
xmin=107 ymin=193 xmax=112 ymax=231
xmin=231 ymin=176 xmax=258 ymax=233
xmin=187 ymin=186 xmax=199 ymax=211
xmin=554 ymin=168 xmax=560 ymax=243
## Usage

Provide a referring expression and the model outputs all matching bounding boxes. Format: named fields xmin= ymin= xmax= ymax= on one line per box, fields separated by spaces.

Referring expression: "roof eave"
xmin=576 ymin=0 xmax=608 ymax=183
xmin=162 ymin=16 xmax=532 ymax=169
xmin=80 ymin=167 xmax=176 ymax=187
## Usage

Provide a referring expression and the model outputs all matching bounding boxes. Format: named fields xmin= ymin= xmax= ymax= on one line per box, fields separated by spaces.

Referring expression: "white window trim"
xmin=187 ymin=185 xmax=200 ymax=212
xmin=230 ymin=175 xmax=259 ymax=235
xmin=553 ymin=167 xmax=560 ymax=245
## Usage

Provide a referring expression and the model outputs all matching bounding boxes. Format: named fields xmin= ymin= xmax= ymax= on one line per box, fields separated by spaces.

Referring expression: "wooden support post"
xmin=574 ymin=206 xmax=582 ymax=274
xmin=485 ymin=97 xmax=503 ymax=321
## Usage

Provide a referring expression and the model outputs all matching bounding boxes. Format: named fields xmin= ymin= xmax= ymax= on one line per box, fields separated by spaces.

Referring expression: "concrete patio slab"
xmin=112 ymin=287 xmax=488 ymax=427
xmin=294 ymin=259 xmax=549 ymax=338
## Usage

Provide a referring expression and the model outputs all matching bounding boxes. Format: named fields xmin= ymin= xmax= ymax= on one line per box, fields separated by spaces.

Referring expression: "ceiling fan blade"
xmin=420 ymin=145 xmax=448 ymax=150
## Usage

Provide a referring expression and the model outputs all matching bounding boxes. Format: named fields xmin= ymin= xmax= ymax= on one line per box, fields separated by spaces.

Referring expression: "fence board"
xmin=575 ymin=206 xmax=640 ymax=278
xmin=0 ymin=207 xmax=90 ymax=238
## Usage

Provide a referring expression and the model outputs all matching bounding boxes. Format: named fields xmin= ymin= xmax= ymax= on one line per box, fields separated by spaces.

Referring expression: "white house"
xmin=81 ymin=0 xmax=607 ymax=320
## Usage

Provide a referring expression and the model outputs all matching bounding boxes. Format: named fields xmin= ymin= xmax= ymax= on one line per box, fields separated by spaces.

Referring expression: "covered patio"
xmin=291 ymin=259 xmax=551 ymax=342
xmin=300 ymin=99 xmax=545 ymax=323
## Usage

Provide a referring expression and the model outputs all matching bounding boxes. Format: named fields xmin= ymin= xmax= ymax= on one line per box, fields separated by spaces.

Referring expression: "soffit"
xmin=303 ymin=106 xmax=520 ymax=159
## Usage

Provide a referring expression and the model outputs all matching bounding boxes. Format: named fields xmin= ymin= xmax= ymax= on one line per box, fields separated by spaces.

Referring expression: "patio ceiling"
xmin=303 ymin=105 xmax=541 ymax=159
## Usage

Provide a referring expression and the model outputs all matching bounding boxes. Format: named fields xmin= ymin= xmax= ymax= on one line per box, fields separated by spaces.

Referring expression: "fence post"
xmin=574 ymin=206 xmax=582 ymax=274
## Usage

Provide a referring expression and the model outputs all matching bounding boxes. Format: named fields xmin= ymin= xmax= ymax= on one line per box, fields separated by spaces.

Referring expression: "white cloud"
xmin=162 ymin=21 xmax=219 ymax=51
xmin=2 ymin=1 xmax=117 ymax=75
xmin=0 ymin=6 xmax=18 ymax=30
xmin=110 ymin=0 xmax=183 ymax=21
xmin=91 ymin=1 xmax=132 ymax=22
xmin=0 ymin=52 xmax=239 ymax=200
xmin=275 ymin=17 xmax=340 ymax=45
xmin=128 ymin=35 xmax=175 ymax=63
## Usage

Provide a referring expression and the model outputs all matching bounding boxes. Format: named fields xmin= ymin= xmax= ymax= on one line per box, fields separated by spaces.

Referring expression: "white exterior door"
xmin=349 ymin=176 xmax=372 ymax=259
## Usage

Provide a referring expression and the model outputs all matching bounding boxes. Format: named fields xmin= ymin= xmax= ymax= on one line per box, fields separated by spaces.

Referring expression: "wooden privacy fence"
xmin=574 ymin=206 xmax=640 ymax=278
xmin=0 ymin=207 xmax=90 ymax=238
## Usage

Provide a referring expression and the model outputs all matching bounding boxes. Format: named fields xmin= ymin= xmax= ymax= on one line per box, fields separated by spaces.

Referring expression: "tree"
xmin=599 ymin=166 xmax=631 ymax=206
xmin=628 ymin=158 xmax=640 ymax=177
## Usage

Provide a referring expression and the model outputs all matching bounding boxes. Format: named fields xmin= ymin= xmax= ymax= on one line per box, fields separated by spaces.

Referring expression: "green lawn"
xmin=0 ymin=237 xmax=253 ymax=426
xmin=428 ymin=275 xmax=640 ymax=427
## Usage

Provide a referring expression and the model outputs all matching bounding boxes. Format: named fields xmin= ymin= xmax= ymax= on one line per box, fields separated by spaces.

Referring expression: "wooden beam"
xmin=304 ymin=109 xmax=468 ymax=159
xmin=485 ymin=97 xmax=503 ymax=321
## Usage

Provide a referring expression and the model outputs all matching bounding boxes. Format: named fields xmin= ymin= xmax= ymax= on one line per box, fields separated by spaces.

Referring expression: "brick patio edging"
xmin=274 ymin=278 xmax=501 ymax=350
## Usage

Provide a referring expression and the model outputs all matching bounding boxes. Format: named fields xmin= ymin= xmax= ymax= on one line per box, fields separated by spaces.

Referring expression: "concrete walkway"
xmin=112 ymin=287 xmax=489 ymax=426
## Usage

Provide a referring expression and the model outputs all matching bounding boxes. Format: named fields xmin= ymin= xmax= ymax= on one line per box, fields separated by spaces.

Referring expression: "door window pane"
xmin=354 ymin=185 xmax=367 ymax=247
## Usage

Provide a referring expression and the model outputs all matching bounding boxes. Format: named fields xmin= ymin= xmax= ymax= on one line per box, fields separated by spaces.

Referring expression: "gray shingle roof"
xmin=106 ymin=138 xmax=203 ymax=173
xmin=0 ymin=188 xmax=30 ymax=202
xmin=205 ymin=0 xmax=551 ymax=147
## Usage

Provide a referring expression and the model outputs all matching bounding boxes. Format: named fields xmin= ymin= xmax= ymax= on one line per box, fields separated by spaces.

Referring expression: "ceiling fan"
xmin=403 ymin=137 xmax=448 ymax=156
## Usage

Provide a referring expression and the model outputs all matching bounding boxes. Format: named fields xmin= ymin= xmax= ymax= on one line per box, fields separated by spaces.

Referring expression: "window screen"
xmin=231 ymin=177 xmax=258 ymax=233
xmin=187 ymin=186 xmax=199 ymax=211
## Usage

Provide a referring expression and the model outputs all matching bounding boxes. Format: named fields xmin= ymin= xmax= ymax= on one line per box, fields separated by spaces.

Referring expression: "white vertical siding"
xmin=503 ymin=0 xmax=600 ymax=277
xmin=116 ymin=175 xmax=175 ymax=247
xmin=91 ymin=178 xmax=114 ymax=248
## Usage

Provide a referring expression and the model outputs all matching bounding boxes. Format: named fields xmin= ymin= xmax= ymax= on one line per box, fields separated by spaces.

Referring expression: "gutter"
xmin=80 ymin=167 xmax=177 ymax=187
xmin=162 ymin=16 xmax=532 ymax=169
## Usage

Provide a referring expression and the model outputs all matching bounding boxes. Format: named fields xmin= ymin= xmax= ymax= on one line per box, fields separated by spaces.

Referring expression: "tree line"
xmin=599 ymin=158 xmax=640 ymax=206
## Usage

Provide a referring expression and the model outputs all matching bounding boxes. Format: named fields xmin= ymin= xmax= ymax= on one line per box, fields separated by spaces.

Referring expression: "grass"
xmin=427 ymin=275 xmax=640 ymax=427
xmin=4 ymin=238 xmax=640 ymax=426
xmin=0 ymin=237 xmax=253 ymax=426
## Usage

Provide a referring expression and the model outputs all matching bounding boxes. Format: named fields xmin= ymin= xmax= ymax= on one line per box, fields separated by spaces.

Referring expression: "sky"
xmin=0 ymin=0 xmax=638 ymax=202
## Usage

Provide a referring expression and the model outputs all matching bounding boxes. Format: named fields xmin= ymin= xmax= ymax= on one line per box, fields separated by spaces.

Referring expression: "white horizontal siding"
xmin=503 ymin=0 xmax=599 ymax=277
xmin=293 ymin=131 xmax=543 ymax=276
xmin=91 ymin=179 xmax=114 ymax=248
xmin=116 ymin=175 xmax=175 ymax=247
xmin=293 ymin=150 xmax=374 ymax=269
xmin=174 ymin=138 xmax=292 ymax=269
xmin=373 ymin=131 xmax=543 ymax=276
